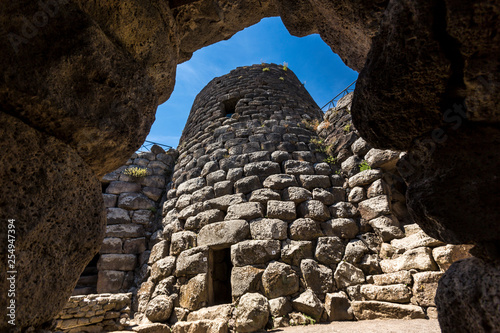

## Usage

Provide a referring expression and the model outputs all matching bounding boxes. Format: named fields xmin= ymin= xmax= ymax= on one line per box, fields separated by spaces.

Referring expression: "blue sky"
xmin=146 ymin=17 xmax=358 ymax=148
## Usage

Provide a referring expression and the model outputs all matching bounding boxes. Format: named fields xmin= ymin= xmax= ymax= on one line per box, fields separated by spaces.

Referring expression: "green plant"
xmin=123 ymin=166 xmax=149 ymax=178
xmin=262 ymin=67 xmax=270 ymax=72
xmin=302 ymin=314 xmax=316 ymax=325
xmin=335 ymin=170 xmax=342 ymax=175
xmin=301 ymin=119 xmax=320 ymax=131
xmin=279 ymin=77 xmax=284 ymax=81
xmin=316 ymin=146 xmax=327 ymax=153
xmin=148 ymin=207 xmax=158 ymax=214
xmin=324 ymin=156 xmax=337 ymax=165
xmin=343 ymin=123 xmax=352 ymax=132
xmin=310 ymin=137 xmax=326 ymax=152
xmin=310 ymin=137 xmax=323 ymax=146
xmin=282 ymin=62 xmax=288 ymax=71
xmin=359 ymin=160 xmax=372 ymax=171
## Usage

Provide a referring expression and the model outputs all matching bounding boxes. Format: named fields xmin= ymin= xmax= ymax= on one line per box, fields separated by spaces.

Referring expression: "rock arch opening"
xmin=147 ymin=16 xmax=358 ymax=149
xmin=0 ymin=0 xmax=498 ymax=331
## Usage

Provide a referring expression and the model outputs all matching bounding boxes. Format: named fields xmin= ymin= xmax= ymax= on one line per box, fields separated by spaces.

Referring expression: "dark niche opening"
xmin=73 ymin=254 xmax=99 ymax=295
xmin=208 ymin=248 xmax=233 ymax=305
xmin=222 ymin=97 xmax=240 ymax=118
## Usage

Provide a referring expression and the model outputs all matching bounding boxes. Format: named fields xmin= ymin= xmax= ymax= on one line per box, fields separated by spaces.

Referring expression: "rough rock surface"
xmin=262 ymin=262 xmax=299 ymax=299
xmin=398 ymin=126 xmax=500 ymax=247
xmin=292 ymin=289 xmax=324 ymax=321
xmin=2 ymin=0 xmax=498 ymax=327
xmin=325 ymin=291 xmax=354 ymax=321
xmin=0 ymin=113 xmax=106 ymax=330
xmin=351 ymin=301 xmax=426 ymax=320
xmin=435 ymin=257 xmax=500 ymax=333
xmin=145 ymin=295 xmax=174 ymax=322
xmin=235 ymin=293 xmax=269 ymax=333
xmin=412 ymin=272 xmax=443 ymax=307
xmin=231 ymin=266 xmax=264 ymax=299
xmin=179 ymin=274 xmax=208 ymax=311
xmin=197 ymin=220 xmax=249 ymax=249
xmin=172 ymin=319 xmax=227 ymax=333
xmin=352 ymin=0 xmax=500 ymax=254
xmin=187 ymin=304 xmax=233 ymax=322
xmin=380 ymin=247 xmax=438 ymax=273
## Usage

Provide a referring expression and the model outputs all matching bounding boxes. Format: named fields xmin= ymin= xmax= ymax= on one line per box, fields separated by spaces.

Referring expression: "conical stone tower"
xmin=148 ymin=63 xmax=343 ymax=325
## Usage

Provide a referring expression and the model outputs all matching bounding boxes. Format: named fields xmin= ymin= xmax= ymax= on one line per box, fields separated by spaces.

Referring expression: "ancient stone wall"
xmin=53 ymin=293 xmax=132 ymax=333
xmin=53 ymin=147 xmax=177 ymax=332
xmin=50 ymin=66 xmax=474 ymax=333
xmin=95 ymin=147 xmax=177 ymax=294
xmin=129 ymin=65 xmax=472 ymax=332
xmin=314 ymin=94 xmax=473 ymax=322
xmin=2 ymin=1 xmax=498 ymax=330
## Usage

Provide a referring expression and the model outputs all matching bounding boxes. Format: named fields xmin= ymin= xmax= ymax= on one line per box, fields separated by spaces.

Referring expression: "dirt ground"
xmin=270 ymin=319 xmax=441 ymax=333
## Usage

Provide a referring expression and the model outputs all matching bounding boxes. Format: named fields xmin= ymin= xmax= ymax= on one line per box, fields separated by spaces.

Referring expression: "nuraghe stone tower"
xmin=53 ymin=63 xmax=469 ymax=333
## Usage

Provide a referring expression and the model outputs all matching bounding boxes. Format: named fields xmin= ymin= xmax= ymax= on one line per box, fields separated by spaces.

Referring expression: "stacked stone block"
xmin=315 ymin=94 xmax=473 ymax=322
xmin=130 ymin=65 xmax=467 ymax=333
xmin=53 ymin=293 xmax=132 ymax=332
xmin=54 ymin=66 xmax=472 ymax=333
xmin=97 ymin=146 xmax=177 ymax=293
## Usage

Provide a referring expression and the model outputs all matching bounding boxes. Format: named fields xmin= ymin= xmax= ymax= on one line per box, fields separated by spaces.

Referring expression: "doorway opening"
xmin=208 ymin=248 xmax=233 ymax=305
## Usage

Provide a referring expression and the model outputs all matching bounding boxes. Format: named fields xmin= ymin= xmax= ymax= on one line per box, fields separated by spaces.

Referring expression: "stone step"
xmin=76 ymin=274 xmax=98 ymax=287
xmin=71 ymin=287 xmax=96 ymax=296
xmin=82 ymin=266 xmax=98 ymax=275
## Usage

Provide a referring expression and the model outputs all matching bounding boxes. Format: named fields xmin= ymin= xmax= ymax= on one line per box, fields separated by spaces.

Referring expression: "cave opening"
xmin=208 ymin=248 xmax=233 ymax=306
xmin=145 ymin=17 xmax=358 ymax=149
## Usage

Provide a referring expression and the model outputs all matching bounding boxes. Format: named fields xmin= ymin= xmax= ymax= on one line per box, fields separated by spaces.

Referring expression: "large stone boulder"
xmin=1 ymin=6 xmax=159 ymax=177
xmin=231 ymin=240 xmax=281 ymax=266
xmin=187 ymin=304 xmax=234 ymax=322
xmin=231 ymin=266 xmax=264 ymax=299
xmin=351 ymin=301 xmax=426 ymax=320
xmin=179 ymin=274 xmax=208 ymax=311
xmin=348 ymin=284 xmax=411 ymax=303
xmin=172 ymin=319 xmax=228 ymax=333
xmin=325 ymin=291 xmax=354 ymax=321
xmin=235 ymin=293 xmax=269 ymax=332
xmin=145 ymin=295 xmax=174 ymax=322
xmin=352 ymin=0 xmax=500 ymax=250
xmin=281 ymin=240 xmax=314 ymax=266
xmin=291 ymin=289 xmax=324 ymax=321
xmin=435 ymin=257 xmax=500 ymax=332
xmin=300 ymin=259 xmax=334 ymax=295
xmin=398 ymin=126 xmax=500 ymax=247
xmin=198 ymin=220 xmax=249 ymax=249
xmin=412 ymin=272 xmax=443 ymax=307
xmin=2 ymin=0 xmax=499 ymax=330
xmin=262 ymin=262 xmax=299 ymax=299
